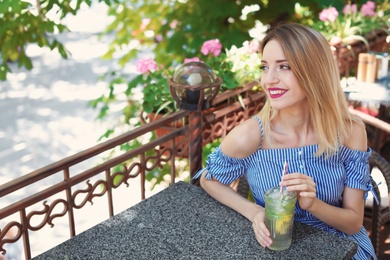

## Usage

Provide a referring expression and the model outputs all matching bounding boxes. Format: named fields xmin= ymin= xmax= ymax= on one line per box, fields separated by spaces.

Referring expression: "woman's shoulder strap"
xmin=252 ymin=115 xmax=264 ymax=149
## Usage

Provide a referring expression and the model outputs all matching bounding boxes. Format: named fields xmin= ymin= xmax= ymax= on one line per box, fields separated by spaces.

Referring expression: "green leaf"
xmin=126 ymin=75 xmax=142 ymax=95
xmin=97 ymin=106 xmax=109 ymax=120
xmin=101 ymin=48 xmax=116 ymax=60
xmin=0 ymin=0 xmax=11 ymax=14
xmin=10 ymin=0 xmax=23 ymax=14
xmin=98 ymin=129 xmax=115 ymax=141
xmin=0 ymin=63 xmax=11 ymax=81
xmin=237 ymin=94 xmax=245 ymax=110
xmin=155 ymin=101 xmax=174 ymax=116
xmin=56 ymin=43 xmax=70 ymax=58
xmin=343 ymin=35 xmax=369 ymax=50
xmin=119 ymin=143 xmax=132 ymax=151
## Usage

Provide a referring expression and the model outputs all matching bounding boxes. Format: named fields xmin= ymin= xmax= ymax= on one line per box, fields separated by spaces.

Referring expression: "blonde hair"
xmin=259 ymin=22 xmax=362 ymax=156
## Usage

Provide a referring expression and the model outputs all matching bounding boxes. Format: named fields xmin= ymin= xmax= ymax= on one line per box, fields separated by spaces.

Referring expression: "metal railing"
xmin=0 ymin=82 xmax=266 ymax=259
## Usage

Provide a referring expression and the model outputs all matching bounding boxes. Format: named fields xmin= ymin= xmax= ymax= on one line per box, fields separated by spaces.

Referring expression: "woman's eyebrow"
xmin=261 ymin=59 xmax=288 ymax=63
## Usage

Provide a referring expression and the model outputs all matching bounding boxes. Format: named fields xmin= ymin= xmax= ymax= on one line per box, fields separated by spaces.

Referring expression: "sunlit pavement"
xmin=0 ymin=2 xmax=164 ymax=258
xmin=0 ymin=3 xmax=116 ymax=183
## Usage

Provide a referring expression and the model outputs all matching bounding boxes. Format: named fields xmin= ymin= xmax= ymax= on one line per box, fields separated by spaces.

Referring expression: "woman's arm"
xmin=281 ymin=122 xmax=368 ymax=235
xmin=200 ymin=117 xmax=263 ymax=220
xmin=282 ymin=171 xmax=365 ymax=235
xmin=199 ymin=117 xmax=273 ymax=247
xmin=306 ymin=187 xmax=365 ymax=235
xmin=200 ymin=171 xmax=273 ymax=247
xmin=200 ymin=171 xmax=263 ymax=223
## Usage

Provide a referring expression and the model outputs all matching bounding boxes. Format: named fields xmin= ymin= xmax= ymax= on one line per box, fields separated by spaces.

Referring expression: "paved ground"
xmin=0 ymin=3 xmax=116 ymax=183
xmin=0 ymin=3 xmax=164 ymax=258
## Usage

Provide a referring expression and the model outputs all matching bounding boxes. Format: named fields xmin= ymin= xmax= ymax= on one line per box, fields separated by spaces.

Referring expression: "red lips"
xmin=268 ymin=88 xmax=287 ymax=99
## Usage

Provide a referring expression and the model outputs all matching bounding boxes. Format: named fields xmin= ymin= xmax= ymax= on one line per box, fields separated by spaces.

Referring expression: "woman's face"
xmin=260 ymin=40 xmax=307 ymax=111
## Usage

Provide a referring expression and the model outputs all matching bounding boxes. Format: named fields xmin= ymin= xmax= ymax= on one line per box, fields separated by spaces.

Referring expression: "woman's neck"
xmin=270 ymin=109 xmax=317 ymax=148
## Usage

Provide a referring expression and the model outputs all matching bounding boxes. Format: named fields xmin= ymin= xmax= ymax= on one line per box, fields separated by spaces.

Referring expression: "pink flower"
xmin=155 ymin=34 xmax=163 ymax=42
xmin=135 ymin=58 xmax=158 ymax=74
xmin=243 ymin=40 xmax=260 ymax=54
xmin=319 ymin=7 xmax=339 ymax=22
xmin=365 ymin=0 xmax=376 ymax=9
xmin=201 ymin=39 xmax=222 ymax=57
xmin=170 ymin=20 xmax=179 ymax=29
xmin=342 ymin=4 xmax=357 ymax=15
xmin=361 ymin=1 xmax=376 ymax=17
xmin=184 ymin=57 xmax=200 ymax=63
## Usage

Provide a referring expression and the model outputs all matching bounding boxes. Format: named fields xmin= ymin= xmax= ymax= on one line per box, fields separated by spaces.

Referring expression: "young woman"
xmin=194 ymin=23 xmax=377 ymax=259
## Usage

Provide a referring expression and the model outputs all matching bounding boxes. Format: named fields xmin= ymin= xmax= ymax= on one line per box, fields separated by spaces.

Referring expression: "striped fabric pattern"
xmin=194 ymin=116 xmax=377 ymax=260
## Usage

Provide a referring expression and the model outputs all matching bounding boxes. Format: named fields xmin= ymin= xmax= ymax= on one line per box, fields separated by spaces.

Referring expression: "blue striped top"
xmin=194 ymin=116 xmax=377 ymax=260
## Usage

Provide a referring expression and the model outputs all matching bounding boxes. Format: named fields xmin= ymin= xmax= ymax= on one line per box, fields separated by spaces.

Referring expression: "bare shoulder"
xmin=220 ymin=117 xmax=262 ymax=158
xmin=344 ymin=121 xmax=367 ymax=151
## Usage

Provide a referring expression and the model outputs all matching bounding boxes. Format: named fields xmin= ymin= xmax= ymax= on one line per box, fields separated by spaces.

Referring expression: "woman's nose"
xmin=262 ymin=69 xmax=279 ymax=85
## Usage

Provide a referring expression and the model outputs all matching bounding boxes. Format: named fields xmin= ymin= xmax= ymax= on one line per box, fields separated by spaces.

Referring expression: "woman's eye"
xmin=259 ymin=65 xmax=268 ymax=71
xmin=279 ymin=64 xmax=291 ymax=70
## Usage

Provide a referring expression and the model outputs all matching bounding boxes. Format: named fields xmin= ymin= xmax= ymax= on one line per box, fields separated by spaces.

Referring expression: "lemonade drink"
xmin=265 ymin=187 xmax=297 ymax=251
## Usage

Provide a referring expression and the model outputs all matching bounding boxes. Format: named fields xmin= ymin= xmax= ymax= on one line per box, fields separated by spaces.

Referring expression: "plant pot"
xmin=140 ymin=111 xmax=189 ymax=158
xmin=333 ymin=30 xmax=389 ymax=77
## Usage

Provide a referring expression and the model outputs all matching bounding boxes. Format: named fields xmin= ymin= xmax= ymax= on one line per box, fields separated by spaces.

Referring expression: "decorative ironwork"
xmin=0 ymin=221 xmax=23 ymax=255
xmin=27 ymin=200 xmax=68 ymax=230
xmin=73 ymin=181 xmax=107 ymax=209
xmin=0 ymin=82 xmax=265 ymax=259
xmin=111 ymin=163 xmax=142 ymax=188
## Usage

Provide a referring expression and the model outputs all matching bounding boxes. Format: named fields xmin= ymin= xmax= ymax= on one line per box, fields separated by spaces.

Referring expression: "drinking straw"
xmin=280 ymin=161 xmax=289 ymax=193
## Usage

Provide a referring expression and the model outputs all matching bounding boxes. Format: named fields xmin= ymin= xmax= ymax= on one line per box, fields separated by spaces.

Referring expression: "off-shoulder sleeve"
xmin=192 ymin=146 xmax=247 ymax=185
xmin=341 ymin=147 xmax=378 ymax=202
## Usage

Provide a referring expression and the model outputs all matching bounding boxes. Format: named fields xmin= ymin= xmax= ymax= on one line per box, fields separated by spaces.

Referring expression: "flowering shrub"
xmin=131 ymin=59 xmax=175 ymax=115
xmin=195 ymin=38 xmax=238 ymax=91
xmin=186 ymin=38 xmax=262 ymax=90
xmin=131 ymin=38 xmax=262 ymax=115
xmin=313 ymin=0 xmax=389 ymax=45
xmin=225 ymin=40 xmax=262 ymax=86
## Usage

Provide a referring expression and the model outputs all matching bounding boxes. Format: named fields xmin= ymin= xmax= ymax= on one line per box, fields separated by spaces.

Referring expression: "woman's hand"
xmin=252 ymin=207 xmax=273 ymax=248
xmin=280 ymin=173 xmax=317 ymax=211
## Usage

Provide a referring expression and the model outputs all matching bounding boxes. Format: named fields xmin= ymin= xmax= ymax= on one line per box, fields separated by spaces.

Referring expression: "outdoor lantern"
xmin=169 ymin=61 xmax=221 ymax=111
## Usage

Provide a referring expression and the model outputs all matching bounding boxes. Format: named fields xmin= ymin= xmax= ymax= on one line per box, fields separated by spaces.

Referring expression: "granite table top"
xmin=33 ymin=181 xmax=357 ymax=260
